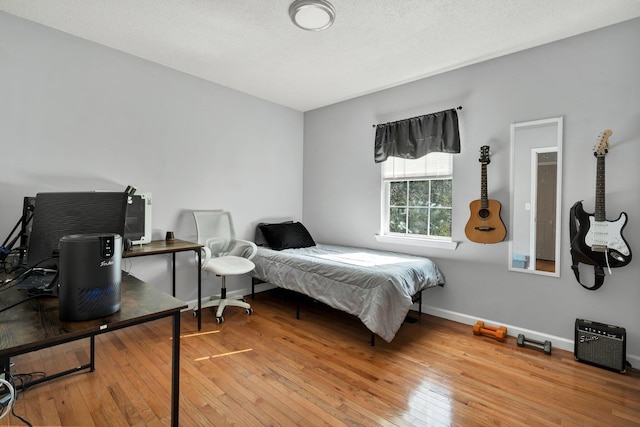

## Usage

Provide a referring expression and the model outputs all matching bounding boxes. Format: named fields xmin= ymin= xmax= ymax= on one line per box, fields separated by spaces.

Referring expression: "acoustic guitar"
xmin=465 ymin=145 xmax=507 ymax=243
xmin=570 ymin=130 xmax=631 ymax=267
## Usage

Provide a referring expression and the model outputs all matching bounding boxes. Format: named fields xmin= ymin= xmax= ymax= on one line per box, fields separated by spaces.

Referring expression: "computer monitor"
xmin=26 ymin=192 xmax=128 ymax=269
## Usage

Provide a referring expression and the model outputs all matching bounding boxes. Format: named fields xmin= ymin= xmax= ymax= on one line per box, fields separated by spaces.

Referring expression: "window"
xmin=381 ymin=152 xmax=453 ymax=240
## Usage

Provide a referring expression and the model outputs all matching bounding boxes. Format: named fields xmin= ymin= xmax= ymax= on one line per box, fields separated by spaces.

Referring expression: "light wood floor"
xmin=2 ymin=289 xmax=639 ymax=426
xmin=535 ymin=259 xmax=555 ymax=273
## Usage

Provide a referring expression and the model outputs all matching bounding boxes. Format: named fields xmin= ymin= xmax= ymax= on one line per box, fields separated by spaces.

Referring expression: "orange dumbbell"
xmin=472 ymin=321 xmax=507 ymax=342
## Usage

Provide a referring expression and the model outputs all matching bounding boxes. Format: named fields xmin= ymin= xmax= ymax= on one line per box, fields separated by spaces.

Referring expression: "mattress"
xmin=251 ymin=243 xmax=445 ymax=342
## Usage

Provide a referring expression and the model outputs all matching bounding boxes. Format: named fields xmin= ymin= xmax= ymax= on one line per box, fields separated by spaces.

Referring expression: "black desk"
xmin=0 ymin=274 xmax=187 ymax=427
xmin=124 ymin=239 xmax=204 ymax=330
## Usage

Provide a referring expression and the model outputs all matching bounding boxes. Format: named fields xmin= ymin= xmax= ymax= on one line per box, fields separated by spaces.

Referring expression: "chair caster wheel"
xmin=192 ymin=310 xmax=198 ymax=317
xmin=246 ymin=308 xmax=253 ymax=315
xmin=216 ymin=316 xmax=224 ymax=324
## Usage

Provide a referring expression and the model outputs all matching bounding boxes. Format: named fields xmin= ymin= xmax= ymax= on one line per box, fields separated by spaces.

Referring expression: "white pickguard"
xmin=584 ymin=214 xmax=630 ymax=255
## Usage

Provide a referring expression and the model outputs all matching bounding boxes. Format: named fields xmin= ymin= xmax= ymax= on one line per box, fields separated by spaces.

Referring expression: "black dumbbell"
xmin=517 ymin=334 xmax=552 ymax=355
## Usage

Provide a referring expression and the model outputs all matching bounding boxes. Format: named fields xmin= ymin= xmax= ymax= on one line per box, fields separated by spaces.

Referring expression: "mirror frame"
xmin=509 ymin=117 xmax=563 ymax=277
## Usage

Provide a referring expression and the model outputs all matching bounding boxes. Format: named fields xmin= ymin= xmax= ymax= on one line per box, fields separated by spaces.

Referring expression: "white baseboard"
xmin=417 ymin=303 xmax=639 ymax=369
xmin=184 ymin=288 xmax=638 ymax=369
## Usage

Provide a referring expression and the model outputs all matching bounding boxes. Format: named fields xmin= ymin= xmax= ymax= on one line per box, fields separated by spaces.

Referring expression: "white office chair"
xmin=193 ymin=211 xmax=257 ymax=324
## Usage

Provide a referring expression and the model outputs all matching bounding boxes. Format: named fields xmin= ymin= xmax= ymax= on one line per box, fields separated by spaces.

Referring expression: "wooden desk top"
xmin=0 ymin=274 xmax=187 ymax=358
xmin=123 ymin=238 xmax=203 ymax=258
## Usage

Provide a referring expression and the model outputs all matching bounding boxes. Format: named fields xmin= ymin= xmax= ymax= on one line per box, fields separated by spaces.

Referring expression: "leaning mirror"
xmin=509 ymin=117 xmax=563 ymax=276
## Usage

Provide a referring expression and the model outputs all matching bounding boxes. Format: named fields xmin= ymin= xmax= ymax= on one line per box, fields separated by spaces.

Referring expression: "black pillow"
xmin=258 ymin=222 xmax=316 ymax=251
xmin=254 ymin=221 xmax=293 ymax=246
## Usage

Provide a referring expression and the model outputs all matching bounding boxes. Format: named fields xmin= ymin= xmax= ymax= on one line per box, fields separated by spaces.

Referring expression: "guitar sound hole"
xmin=478 ymin=209 xmax=490 ymax=219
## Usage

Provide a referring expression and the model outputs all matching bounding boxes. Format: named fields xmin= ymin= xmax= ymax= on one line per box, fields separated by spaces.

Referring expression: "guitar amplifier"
xmin=574 ymin=319 xmax=626 ymax=373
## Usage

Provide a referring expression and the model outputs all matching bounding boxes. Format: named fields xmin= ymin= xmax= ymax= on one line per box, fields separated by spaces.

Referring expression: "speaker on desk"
xmin=58 ymin=233 xmax=122 ymax=321
xmin=574 ymin=318 xmax=626 ymax=373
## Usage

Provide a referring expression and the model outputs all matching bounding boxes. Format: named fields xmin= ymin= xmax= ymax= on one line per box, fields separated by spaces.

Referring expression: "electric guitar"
xmin=571 ymin=130 xmax=632 ymax=267
xmin=465 ymin=145 xmax=506 ymax=243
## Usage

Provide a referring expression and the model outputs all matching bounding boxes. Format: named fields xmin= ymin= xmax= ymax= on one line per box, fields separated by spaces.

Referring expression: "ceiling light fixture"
xmin=289 ymin=0 xmax=336 ymax=32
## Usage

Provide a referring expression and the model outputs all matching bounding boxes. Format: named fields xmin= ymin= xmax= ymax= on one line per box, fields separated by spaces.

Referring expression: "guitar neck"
xmin=595 ymin=156 xmax=606 ymax=221
xmin=480 ymin=163 xmax=488 ymax=208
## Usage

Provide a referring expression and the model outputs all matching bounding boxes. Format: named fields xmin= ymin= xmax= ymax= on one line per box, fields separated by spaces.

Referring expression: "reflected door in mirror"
xmin=535 ymin=153 xmax=557 ymax=272
xmin=509 ymin=117 xmax=563 ymax=277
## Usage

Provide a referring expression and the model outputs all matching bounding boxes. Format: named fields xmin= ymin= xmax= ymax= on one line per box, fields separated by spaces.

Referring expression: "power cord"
xmin=0 ymin=378 xmax=15 ymax=420
xmin=10 ymin=372 xmax=46 ymax=391
xmin=1 ymin=255 xmax=58 ymax=292
xmin=0 ymin=295 xmax=41 ymax=315
xmin=0 ymin=267 xmax=35 ymax=291
xmin=0 ymin=374 xmax=36 ymax=426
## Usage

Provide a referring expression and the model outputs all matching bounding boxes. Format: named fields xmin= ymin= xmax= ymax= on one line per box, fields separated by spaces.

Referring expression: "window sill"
xmin=374 ymin=234 xmax=459 ymax=250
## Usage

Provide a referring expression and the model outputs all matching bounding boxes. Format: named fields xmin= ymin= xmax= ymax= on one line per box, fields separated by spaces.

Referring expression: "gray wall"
xmin=0 ymin=12 xmax=304 ymax=303
xmin=303 ymin=19 xmax=640 ymax=361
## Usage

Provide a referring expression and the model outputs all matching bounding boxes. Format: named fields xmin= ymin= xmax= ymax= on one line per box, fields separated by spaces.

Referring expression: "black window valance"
xmin=374 ymin=108 xmax=461 ymax=163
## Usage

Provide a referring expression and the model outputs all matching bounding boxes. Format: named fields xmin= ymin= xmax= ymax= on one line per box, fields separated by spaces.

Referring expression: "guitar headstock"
xmin=593 ymin=129 xmax=612 ymax=157
xmin=479 ymin=145 xmax=490 ymax=165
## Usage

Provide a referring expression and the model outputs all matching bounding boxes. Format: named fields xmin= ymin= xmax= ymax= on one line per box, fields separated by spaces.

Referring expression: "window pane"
xmin=431 ymin=179 xmax=452 ymax=207
xmin=389 ymin=207 xmax=407 ymax=233
xmin=408 ymin=181 xmax=430 ymax=206
xmin=382 ymin=157 xmax=453 ymax=240
xmin=430 ymin=208 xmax=452 ymax=237
xmin=389 ymin=182 xmax=407 ymax=206
xmin=407 ymin=208 xmax=429 ymax=234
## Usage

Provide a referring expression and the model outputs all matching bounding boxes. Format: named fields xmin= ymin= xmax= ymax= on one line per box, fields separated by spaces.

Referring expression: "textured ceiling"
xmin=2 ymin=0 xmax=640 ymax=111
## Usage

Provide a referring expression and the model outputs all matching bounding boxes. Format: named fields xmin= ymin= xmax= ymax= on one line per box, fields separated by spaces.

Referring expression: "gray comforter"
xmin=250 ymin=243 xmax=445 ymax=342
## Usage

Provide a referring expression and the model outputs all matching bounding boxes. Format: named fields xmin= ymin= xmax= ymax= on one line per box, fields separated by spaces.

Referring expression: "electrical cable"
xmin=0 ymin=268 xmax=34 ymax=292
xmin=0 ymin=258 xmax=60 ymax=313
xmin=0 ymin=378 xmax=15 ymax=420
xmin=0 ymin=295 xmax=40 ymax=315
xmin=0 ymin=256 xmax=59 ymax=292
xmin=11 ymin=372 xmax=46 ymax=391
xmin=0 ymin=372 xmax=42 ymax=427
xmin=11 ymin=403 xmax=32 ymax=427
xmin=4 ymin=374 xmax=33 ymax=426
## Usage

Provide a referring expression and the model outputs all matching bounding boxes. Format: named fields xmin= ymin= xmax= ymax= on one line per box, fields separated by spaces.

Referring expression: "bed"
xmin=249 ymin=221 xmax=445 ymax=344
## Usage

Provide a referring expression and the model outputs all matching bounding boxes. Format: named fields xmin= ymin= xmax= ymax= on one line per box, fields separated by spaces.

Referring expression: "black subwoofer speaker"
xmin=58 ymin=233 xmax=122 ymax=321
xmin=574 ymin=318 xmax=626 ymax=373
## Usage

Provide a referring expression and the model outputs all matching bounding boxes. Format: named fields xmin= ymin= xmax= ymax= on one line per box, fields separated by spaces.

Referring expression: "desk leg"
xmin=172 ymin=253 xmax=176 ymax=297
xmin=171 ymin=310 xmax=181 ymax=427
xmin=90 ymin=336 xmax=95 ymax=372
xmin=1 ymin=357 xmax=9 ymax=380
xmin=6 ymin=344 xmax=93 ymax=390
xmin=196 ymin=249 xmax=202 ymax=331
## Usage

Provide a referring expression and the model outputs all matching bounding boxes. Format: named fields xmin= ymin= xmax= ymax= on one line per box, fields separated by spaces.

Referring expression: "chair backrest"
xmin=193 ymin=211 xmax=236 ymax=257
